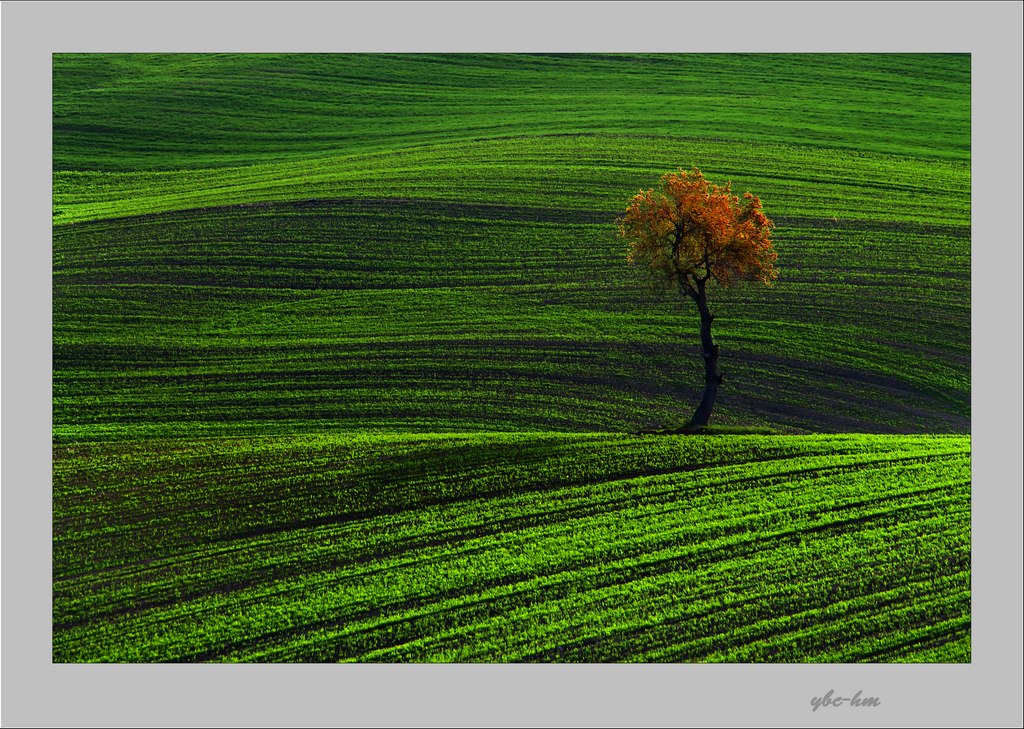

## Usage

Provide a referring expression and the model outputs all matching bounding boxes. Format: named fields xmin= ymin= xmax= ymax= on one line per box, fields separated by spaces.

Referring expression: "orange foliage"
xmin=619 ymin=167 xmax=777 ymax=295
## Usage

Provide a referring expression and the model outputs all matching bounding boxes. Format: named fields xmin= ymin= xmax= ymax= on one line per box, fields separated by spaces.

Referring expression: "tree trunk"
xmin=686 ymin=285 xmax=721 ymax=429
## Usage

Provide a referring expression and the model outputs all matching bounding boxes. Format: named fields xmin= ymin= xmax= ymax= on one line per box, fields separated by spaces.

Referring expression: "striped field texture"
xmin=53 ymin=54 xmax=970 ymax=662
xmin=54 ymin=54 xmax=970 ymax=438
xmin=53 ymin=433 xmax=970 ymax=662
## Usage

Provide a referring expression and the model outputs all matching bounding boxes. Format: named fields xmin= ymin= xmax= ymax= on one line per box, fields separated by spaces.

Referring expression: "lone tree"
xmin=619 ymin=167 xmax=778 ymax=430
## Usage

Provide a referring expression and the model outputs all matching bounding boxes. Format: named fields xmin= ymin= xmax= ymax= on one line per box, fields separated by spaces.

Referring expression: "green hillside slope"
xmin=53 ymin=54 xmax=970 ymax=437
xmin=53 ymin=433 xmax=970 ymax=662
xmin=53 ymin=54 xmax=969 ymax=172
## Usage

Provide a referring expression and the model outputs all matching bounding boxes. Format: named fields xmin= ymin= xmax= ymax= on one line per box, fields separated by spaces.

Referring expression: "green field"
xmin=52 ymin=53 xmax=971 ymax=662
xmin=54 ymin=433 xmax=968 ymax=662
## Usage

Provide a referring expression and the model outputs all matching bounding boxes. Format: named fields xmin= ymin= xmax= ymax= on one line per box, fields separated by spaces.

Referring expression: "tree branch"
xmin=697 ymin=236 xmax=715 ymax=283
xmin=679 ymin=272 xmax=698 ymax=299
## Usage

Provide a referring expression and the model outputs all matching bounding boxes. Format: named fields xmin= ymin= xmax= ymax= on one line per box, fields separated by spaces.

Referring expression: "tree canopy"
xmin=620 ymin=167 xmax=777 ymax=297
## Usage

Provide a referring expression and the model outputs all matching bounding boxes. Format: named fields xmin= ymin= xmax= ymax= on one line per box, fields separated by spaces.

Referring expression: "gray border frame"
xmin=4 ymin=1 xmax=1022 ymax=727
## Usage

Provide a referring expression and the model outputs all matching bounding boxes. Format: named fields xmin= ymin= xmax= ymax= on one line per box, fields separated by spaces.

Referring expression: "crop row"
xmin=52 ymin=197 xmax=969 ymax=438
xmin=53 ymin=134 xmax=970 ymax=226
xmin=53 ymin=54 xmax=969 ymax=174
xmin=54 ymin=432 xmax=966 ymax=570
xmin=52 ymin=433 xmax=970 ymax=662
xmin=53 ymin=202 xmax=968 ymax=289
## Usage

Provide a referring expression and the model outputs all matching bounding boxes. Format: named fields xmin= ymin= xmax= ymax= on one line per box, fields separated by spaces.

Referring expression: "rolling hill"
xmin=52 ymin=53 xmax=971 ymax=662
